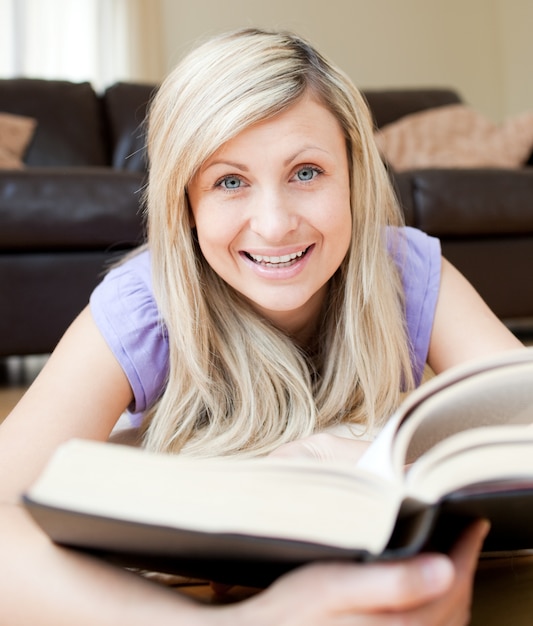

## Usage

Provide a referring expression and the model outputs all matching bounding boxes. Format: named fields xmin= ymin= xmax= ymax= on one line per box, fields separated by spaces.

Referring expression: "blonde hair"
xmin=142 ymin=28 xmax=414 ymax=456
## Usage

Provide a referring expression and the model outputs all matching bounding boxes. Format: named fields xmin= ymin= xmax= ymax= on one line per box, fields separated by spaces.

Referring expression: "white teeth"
xmin=248 ymin=250 xmax=305 ymax=265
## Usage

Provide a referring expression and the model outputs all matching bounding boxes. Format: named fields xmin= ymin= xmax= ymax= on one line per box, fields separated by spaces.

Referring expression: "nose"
xmin=249 ymin=189 xmax=299 ymax=242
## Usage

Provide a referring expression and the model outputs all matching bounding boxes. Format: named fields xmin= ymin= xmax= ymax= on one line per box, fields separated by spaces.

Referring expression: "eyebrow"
xmin=284 ymin=146 xmax=330 ymax=165
xmin=201 ymin=146 xmax=331 ymax=174
xmin=202 ymin=160 xmax=249 ymax=173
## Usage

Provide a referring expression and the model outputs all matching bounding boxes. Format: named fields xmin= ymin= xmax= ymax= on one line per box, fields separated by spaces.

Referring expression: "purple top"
xmin=90 ymin=227 xmax=441 ymax=425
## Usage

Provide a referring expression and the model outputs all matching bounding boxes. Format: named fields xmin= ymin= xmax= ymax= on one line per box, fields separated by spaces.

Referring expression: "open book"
xmin=23 ymin=348 xmax=533 ymax=587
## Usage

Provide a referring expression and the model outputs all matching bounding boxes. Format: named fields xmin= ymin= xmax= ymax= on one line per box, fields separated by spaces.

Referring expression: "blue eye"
xmin=296 ymin=166 xmax=320 ymax=182
xmin=218 ymin=175 xmax=242 ymax=190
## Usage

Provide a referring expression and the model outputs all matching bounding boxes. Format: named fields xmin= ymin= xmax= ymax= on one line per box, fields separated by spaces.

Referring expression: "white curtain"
xmin=0 ymin=0 xmax=165 ymax=91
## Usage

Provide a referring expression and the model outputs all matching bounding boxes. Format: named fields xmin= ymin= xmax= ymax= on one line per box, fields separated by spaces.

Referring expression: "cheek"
xmin=323 ymin=196 xmax=352 ymax=251
xmin=333 ymin=220 xmax=352 ymax=266
xmin=194 ymin=210 xmax=239 ymax=264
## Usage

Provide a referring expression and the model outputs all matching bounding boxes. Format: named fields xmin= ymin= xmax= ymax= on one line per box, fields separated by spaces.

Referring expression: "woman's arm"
xmin=0 ymin=306 xmax=214 ymax=625
xmin=0 ymin=306 xmax=133 ymax=501
xmin=0 ymin=504 xmax=214 ymax=626
xmin=428 ymin=258 xmax=524 ymax=374
xmin=0 ymin=307 xmax=234 ymax=625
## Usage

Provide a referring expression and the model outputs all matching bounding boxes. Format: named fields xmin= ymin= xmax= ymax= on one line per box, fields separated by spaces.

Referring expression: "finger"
xmin=275 ymin=556 xmax=454 ymax=613
xmin=449 ymin=519 xmax=490 ymax=578
xmin=402 ymin=521 xmax=491 ymax=626
xmin=334 ymin=557 xmax=454 ymax=612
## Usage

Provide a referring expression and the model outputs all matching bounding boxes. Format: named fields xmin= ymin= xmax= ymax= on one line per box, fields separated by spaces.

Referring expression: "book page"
xmin=357 ymin=409 xmax=405 ymax=482
xmin=405 ymin=425 xmax=533 ymax=500
xmin=361 ymin=349 xmax=533 ymax=479
xmin=392 ymin=356 xmax=533 ymax=472
xmin=25 ymin=439 xmax=403 ymax=555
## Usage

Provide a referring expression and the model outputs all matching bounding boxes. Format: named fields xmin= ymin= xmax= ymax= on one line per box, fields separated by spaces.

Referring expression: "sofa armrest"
xmin=0 ymin=168 xmax=146 ymax=250
xmin=399 ymin=169 xmax=533 ymax=236
xmin=389 ymin=171 xmax=415 ymax=226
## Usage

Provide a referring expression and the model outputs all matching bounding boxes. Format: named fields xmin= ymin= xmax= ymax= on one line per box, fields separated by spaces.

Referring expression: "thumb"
xmin=266 ymin=556 xmax=454 ymax=614
xmin=324 ymin=556 xmax=455 ymax=612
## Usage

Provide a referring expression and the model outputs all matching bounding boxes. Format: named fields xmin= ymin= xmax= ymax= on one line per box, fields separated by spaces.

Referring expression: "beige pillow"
xmin=374 ymin=104 xmax=533 ymax=171
xmin=0 ymin=112 xmax=37 ymax=169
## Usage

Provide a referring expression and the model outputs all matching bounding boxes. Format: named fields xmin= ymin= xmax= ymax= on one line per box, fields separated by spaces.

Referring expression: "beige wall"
xmin=159 ymin=0 xmax=532 ymax=122
xmin=499 ymin=0 xmax=533 ymax=117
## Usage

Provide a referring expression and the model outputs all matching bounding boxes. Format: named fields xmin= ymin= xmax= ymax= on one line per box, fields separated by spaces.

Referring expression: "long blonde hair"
xmin=142 ymin=28 xmax=414 ymax=456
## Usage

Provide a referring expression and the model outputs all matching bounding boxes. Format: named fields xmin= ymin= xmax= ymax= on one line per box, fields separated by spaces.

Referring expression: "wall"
xmin=159 ymin=0 xmax=531 ymax=122
xmin=499 ymin=0 xmax=533 ymax=116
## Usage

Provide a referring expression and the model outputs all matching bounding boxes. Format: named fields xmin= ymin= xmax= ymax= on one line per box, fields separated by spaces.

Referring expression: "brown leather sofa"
xmin=0 ymin=79 xmax=152 ymax=356
xmin=0 ymin=81 xmax=532 ymax=358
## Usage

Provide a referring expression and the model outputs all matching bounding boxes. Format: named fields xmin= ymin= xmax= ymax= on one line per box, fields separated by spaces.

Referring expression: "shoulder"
xmin=388 ymin=226 xmax=441 ymax=296
xmin=90 ymin=248 xmax=157 ymax=335
xmin=90 ymin=248 xmax=169 ymax=421
xmin=389 ymin=227 xmax=442 ymax=384
xmin=389 ymin=226 xmax=441 ymax=271
xmin=399 ymin=226 xmax=441 ymax=308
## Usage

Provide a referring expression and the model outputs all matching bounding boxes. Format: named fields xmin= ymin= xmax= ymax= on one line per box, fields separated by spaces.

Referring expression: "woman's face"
xmin=187 ymin=95 xmax=352 ymax=339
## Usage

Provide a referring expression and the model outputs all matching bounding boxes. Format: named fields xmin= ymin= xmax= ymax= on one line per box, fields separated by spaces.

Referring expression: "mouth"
xmin=243 ymin=246 xmax=311 ymax=268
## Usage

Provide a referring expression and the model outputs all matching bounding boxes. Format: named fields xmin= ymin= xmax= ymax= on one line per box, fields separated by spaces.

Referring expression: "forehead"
xmin=201 ymin=96 xmax=345 ymax=167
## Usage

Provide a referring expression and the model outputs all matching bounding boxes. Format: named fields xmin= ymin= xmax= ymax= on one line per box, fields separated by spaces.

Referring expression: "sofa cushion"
xmin=0 ymin=168 xmax=146 ymax=249
xmin=0 ymin=79 xmax=108 ymax=167
xmin=407 ymin=169 xmax=533 ymax=236
xmin=374 ymin=104 xmax=533 ymax=171
xmin=0 ymin=112 xmax=37 ymax=169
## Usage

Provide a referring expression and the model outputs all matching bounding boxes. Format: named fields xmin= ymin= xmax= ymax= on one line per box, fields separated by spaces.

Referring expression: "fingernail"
xmin=479 ymin=519 xmax=491 ymax=540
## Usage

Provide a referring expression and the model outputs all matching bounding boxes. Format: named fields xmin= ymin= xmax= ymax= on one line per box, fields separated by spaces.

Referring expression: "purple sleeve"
xmin=89 ymin=249 xmax=169 ymax=425
xmin=396 ymin=227 xmax=442 ymax=385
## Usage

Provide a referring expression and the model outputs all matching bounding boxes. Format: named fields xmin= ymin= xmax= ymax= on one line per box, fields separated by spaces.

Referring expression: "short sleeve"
xmin=89 ymin=249 xmax=169 ymax=423
xmin=393 ymin=227 xmax=442 ymax=385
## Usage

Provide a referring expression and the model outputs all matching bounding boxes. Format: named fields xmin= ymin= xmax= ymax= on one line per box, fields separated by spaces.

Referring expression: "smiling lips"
xmin=245 ymin=247 xmax=310 ymax=268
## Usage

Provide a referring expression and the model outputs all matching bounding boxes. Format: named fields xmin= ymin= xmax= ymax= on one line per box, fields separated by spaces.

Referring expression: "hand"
xmin=269 ymin=432 xmax=371 ymax=465
xmin=223 ymin=520 xmax=489 ymax=625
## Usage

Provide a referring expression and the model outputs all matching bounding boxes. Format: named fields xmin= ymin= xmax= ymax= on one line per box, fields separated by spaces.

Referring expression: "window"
xmin=0 ymin=0 xmax=164 ymax=91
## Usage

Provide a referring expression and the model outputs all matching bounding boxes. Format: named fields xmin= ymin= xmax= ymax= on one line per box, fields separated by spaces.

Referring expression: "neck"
xmin=259 ymin=284 xmax=328 ymax=350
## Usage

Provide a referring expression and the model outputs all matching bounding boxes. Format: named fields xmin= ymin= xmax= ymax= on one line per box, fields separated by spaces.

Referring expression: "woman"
xmin=0 ymin=28 xmax=521 ymax=624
